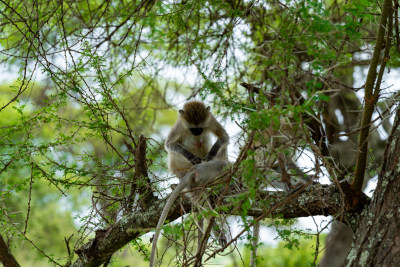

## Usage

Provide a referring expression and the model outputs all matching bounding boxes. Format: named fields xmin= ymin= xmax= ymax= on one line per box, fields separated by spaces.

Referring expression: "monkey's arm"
xmin=166 ymin=142 xmax=202 ymax=165
xmin=165 ymin=123 xmax=203 ymax=164
xmin=204 ymin=116 xmax=229 ymax=162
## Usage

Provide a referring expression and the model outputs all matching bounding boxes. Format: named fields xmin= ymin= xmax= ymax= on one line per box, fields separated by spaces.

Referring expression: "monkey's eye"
xmin=190 ymin=128 xmax=203 ymax=136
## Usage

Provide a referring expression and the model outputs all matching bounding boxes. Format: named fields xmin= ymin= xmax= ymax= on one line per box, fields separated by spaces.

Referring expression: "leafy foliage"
xmin=0 ymin=0 xmax=397 ymax=266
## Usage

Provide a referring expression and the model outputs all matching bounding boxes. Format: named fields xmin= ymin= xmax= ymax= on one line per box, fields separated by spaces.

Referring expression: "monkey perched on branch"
xmin=255 ymin=119 xmax=312 ymax=191
xmin=241 ymin=83 xmax=313 ymax=191
xmin=165 ymin=101 xmax=229 ymax=178
xmin=149 ymin=101 xmax=230 ymax=267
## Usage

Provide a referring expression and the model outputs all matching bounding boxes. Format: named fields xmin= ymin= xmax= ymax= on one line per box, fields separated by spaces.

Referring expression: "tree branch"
xmin=70 ymin=182 xmax=369 ymax=266
xmin=352 ymin=0 xmax=393 ymax=193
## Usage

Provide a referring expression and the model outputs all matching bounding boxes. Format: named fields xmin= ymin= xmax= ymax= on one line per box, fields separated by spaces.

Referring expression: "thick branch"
xmin=345 ymin=100 xmax=400 ymax=266
xmin=134 ymin=135 xmax=156 ymax=208
xmin=0 ymin=234 xmax=20 ymax=267
xmin=352 ymin=0 xmax=393 ymax=192
xmin=70 ymin=182 xmax=369 ymax=266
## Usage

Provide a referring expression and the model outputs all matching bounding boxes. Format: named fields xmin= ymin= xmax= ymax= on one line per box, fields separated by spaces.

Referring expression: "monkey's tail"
xmin=149 ymin=172 xmax=193 ymax=267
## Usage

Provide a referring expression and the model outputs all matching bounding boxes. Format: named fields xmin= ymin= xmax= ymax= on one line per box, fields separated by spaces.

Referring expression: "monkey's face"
xmin=179 ymin=101 xmax=211 ymax=136
xmin=189 ymin=127 xmax=203 ymax=136
xmin=185 ymin=120 xmax=208 ymax=136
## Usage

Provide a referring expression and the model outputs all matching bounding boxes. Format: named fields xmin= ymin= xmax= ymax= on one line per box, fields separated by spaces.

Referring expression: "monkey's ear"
xmin=206 ymin=106 xmax=210 ymax=112
xmin=179 ymin=109 xmax=185 ymax=115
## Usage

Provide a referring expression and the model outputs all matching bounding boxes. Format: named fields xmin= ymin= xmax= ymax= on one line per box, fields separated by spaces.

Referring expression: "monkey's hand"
xmin=203 ymin=153 xmax=215 ymax=162
xmin=189 ymin=157 xmax=203 ymax=165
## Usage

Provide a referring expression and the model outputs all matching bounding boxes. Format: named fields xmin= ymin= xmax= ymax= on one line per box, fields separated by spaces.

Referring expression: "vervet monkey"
xmin=166 ymin=101 xmax=229 ymax=178
xmin=249 ymin=119 xmax=311 ymax=266
xmin=255 ymin=120 xmax=312 ymax=192
xmin=241 ymin=83 xmax=311 ymax=191
xmin=149 ymin=101 xmax=229 ymax=267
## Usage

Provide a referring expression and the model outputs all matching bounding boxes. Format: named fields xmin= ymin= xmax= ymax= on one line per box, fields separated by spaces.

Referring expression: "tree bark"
xmin=0 ymin=234 xmax=20 ymax=267
xmin=70 ymin=182 xmax=368 ymax=266
xmin=345 ymin=107 xmax=400 ymax=266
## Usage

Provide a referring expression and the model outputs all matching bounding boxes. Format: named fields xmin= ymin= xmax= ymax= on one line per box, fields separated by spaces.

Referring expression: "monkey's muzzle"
xmin=190 ymin=127 xmax=203 ymax=136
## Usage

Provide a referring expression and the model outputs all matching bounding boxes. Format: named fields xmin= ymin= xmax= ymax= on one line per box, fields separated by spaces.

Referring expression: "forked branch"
xmin=352 ymin=0 xmax=393 ymax=193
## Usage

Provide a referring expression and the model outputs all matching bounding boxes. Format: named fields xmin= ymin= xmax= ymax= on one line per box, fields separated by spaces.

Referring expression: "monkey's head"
xmin=179 ymin=101 xmax=211 ymax=136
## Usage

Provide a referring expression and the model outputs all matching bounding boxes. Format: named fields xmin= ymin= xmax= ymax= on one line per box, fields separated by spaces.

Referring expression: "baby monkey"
xmin=149 ymin=101 xmax=229 ymax=267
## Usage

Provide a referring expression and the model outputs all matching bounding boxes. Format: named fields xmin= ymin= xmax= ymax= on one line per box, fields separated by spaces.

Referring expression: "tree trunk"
xmin=0 ymin=234 xmax=20 ymax=267
xmin=319 ymin=221 xmax=353 ymax=267
xmin=345 ymin=107 xmax=400 ymax=266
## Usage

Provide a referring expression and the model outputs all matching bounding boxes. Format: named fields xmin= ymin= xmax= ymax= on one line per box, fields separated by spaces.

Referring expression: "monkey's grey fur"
xmin=149 ymin=101 xmax=229 ymax=267
xmin=149 ymin=160 xmax=228 ymax=267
